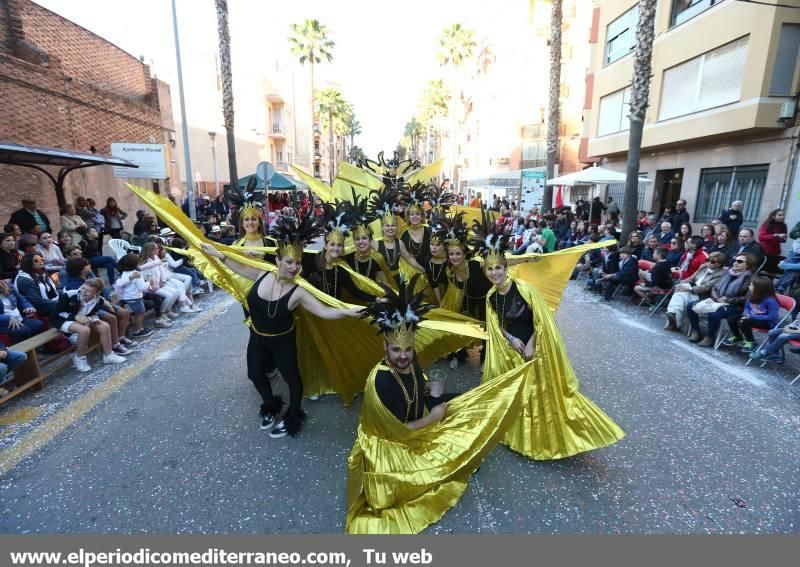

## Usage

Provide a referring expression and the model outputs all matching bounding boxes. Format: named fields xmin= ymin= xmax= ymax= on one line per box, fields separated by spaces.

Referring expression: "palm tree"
xmin=347 ymin=118 xmax=362 ymax=160
xmin=404 ymin=118 xmax=425 ymax=160
xmin=418 ymin=79 xmax=451 ymax=162
xmin=437 ymin=23 xmax=476 ymax=181
xmin=621 ymin=0 xmax=657 ymax=242
xmin=543 ymin=0 xmax=562 ymax=213
xmin=349 ymin=145 xmax=366 ymax=164
xmin=316 ymin=88 xmax=348 ymax=184
xmin=214 ymin=0 xmax=240 ymax=197
xmin=334 ymin=102 xmax=354 ymax=163
xmin=288 ymin=19 xmax=335 ymax=172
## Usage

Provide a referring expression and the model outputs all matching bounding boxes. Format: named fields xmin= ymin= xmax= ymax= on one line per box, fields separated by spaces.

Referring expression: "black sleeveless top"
xmin=377 ymin=240 xmax=401 ymax=271
xmin=425 ymin=259 xmax=448 ymax=290
xmin=346 ymin=252 xmax=381 ymax=281
xmin=247 ymin=272 xmax=298 ymax=335
xmin=492 ymin=282 xmax=534 ymax=344
xmin=401 ymin=226 xmax=431 ymax=265
xmin=374 ymin=362 xmax=426 ymax=423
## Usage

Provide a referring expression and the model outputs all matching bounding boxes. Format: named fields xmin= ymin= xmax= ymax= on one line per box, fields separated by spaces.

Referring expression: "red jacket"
xmin=678 ymin=249 xmax=708 ymax=279
xmin=758 ymin=221 xmax=787 ymax=256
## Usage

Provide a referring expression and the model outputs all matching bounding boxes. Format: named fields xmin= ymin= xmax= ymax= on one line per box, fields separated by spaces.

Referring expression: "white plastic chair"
xmin=108 ymin=239 xmax=141 ymax=261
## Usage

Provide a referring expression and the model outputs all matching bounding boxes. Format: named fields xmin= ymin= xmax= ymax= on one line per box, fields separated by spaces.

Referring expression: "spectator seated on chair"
xmin=665 ymin=252 xmax=726 ymax=331
xmin=587 ymin=245 xmax=619 ymax=292
xmin=775 ymin=218 xmax=800 ymax=293
xmin=573 ymin=233 xmax=603 ymax=279
xmin=168 ymin=237 xmax=206 ymax=294
xmin=687 ymin=253 xmax=756 ymax=348
xmin=634 ymin=247 xmax=673 ymax=305
xmin=700 ymin=224 xmax=716 ymax=252
xmin=626 ymin=231 xmax=644 ymax=260
xmin=0 ymin=340 xmax=27 ymax=395
xmin=641 ymin=235 xmax=659 ymax=262
xmin=674 ymin=235 xmax=709 ymax=280
xmin=722 ymin=275 xmax=779 ymax=353
xmin=600 ymin=246 xmax=638 ymax=301
xmin=512 ymin=220 xmax=538 ymax=255
xmin=657 ymin=222 xmax=674 ymax=245
xmin=750 ymin=311 xmax=800 ymax=362
xmin=0 ymin=279 xmax=45 ymax=341
xmin=36 ymin=231 xmax=66 ymax=276
xmin=733 ymin=228 xmax=765 ymax=269
xmin=80 ymin=228 xmax=117 ymax=284
xmin=0 ymin=232 xmax=20 ymax=280
xmin=666 ymin=235 xmax=685 ymax=268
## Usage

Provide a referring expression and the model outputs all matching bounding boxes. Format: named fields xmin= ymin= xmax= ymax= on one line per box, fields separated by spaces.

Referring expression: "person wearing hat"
xmin=207 ymin=225 xmax=222 ymax=243
xmin=721 ymin=200 xmax=745 ymax=236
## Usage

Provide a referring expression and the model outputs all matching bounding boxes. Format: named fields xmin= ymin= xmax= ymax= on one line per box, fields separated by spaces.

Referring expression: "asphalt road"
xmin=0 ymin=284 xmax=798 ymax=534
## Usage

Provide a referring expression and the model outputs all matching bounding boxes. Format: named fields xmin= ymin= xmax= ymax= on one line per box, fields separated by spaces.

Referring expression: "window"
xmin=597 ymin=86 xmax=631 ymax=136
xmin=607 ymin=177 xmax=647 ymax=211
xmin=694 ymin=165 xmax=768 ymax=224
xmin=658 ymin=36 xmax=748 ymax=121
xmin=605 ymin=5 xmax=639 ymax=65
xmin=670 ymin=0 xmax=725 ymax=29
xmin=770 ymin=24 xmax=800 ymax=96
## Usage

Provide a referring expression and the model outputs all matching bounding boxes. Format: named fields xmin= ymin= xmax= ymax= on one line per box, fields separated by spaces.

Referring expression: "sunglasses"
xmin=733 ymin=259 xmax=746 ymax=264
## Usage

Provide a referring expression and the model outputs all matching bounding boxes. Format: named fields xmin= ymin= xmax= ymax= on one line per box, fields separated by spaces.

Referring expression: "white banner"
xmin=111 ymin=143 xmax=167 ymax=179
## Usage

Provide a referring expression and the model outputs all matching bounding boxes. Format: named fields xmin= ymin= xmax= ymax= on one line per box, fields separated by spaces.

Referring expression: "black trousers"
xmin=728 ymin=315 xmax=772 ymax=342
xmin=246 ymin=330 xmax=302 ymax=417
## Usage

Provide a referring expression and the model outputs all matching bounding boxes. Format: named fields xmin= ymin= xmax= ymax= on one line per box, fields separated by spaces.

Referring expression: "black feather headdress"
xmin=469 ymin=206 xmax=510 ymax=264
xmin=268 ymin=210 xmax=324 ymax=259
xmin=319 ymin=199 xmax=356 ymax=244
xmin=360 ymin=274 xmax=433 ymax=349
xmin=351 ymin=188 xmax=378 ymax=238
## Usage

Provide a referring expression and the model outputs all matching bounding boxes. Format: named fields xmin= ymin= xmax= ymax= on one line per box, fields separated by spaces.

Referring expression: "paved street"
xmin=0 ymin=284 xmax=798 ymax=534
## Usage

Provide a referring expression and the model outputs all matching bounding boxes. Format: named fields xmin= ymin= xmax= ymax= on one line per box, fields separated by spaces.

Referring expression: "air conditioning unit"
xmin=779 ymin=100 xmax=796 ymax=121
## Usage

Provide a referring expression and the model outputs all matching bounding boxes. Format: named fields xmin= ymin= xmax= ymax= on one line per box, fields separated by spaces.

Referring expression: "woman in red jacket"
xmin=758 ymin=208 xmax=788 ymax=273
xmin=675 ymin=235 xmax=709 ymax=280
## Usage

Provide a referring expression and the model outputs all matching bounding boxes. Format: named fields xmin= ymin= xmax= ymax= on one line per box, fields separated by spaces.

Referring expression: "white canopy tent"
xmin=546 ymin=165 xmax=650 ymax=222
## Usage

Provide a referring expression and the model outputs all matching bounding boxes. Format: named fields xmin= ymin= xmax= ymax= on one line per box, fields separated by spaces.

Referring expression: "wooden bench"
xmin=0 ymin=328 xmax=101 ymax=406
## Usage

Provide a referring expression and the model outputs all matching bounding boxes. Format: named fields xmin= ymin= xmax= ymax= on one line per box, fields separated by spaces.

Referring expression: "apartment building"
xmin=582 ymin=0 xmax=800 ymax=228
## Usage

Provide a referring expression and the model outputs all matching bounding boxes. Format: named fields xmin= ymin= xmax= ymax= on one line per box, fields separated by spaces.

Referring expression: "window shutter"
xmin=697 ymin=36 xmax=748 ymax=110
xmin=598 ymin=90 xmax=624 ymax=136
xmin=770 ymin=24 xmax=800 ymax=96
xmin=659 ymin=57 xmax=702 ymax=120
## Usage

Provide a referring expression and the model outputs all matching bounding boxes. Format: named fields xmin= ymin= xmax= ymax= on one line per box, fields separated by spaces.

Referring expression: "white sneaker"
xmin=191 ymin=287 xmax=205 ymax=295
xmin=448 ymin=358 xmax=459 ymax=370
xmin=166 ymin=311 xmax=181 ymax=319
xmin=73 ymin=355 xmax=91 ymax=372
xmin=189 ymin=305 xmax=202 ymax=313
xmin=155 ymin=316 xmax=172 ymax=328
xmin=179 ymin=305 xmax=193 ymax=313
xmin=103 ymin=353 xmax=127 ymax=364
xmin=308 ymin=395 xmax=320 ymax=401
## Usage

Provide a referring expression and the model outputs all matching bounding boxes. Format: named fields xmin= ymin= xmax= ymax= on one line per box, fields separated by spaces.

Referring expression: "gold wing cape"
xmin=128 ymin=184 xmax=485 ymax=404
xmin=483 ymin=278 xmax=625 ymax=460
xmin=346 ymin=360 xmax=528 ymax=534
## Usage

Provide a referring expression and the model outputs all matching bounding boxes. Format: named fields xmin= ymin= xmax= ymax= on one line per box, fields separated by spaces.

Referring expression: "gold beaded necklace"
xmin=388 ymin=363 xmax=419 ymax=422
xmin=266 ymin=275 xmax=286 ymax=319
xmin=322 ymin=265 xmax=339 ymax=297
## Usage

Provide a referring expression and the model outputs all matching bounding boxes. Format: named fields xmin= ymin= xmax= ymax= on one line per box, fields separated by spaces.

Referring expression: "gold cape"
xmin=483 ymin=278 xmax=625 ymax=460
xmin=346 ymin=360 xmax=529 ymax=534
xmin=128 ymin=184 xmax=486 ymax=404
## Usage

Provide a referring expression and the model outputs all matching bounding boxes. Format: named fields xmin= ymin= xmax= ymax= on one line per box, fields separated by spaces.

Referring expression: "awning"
xmin=546 ymin=165 xmax=650 ymax=186
xmin=0 ymin=141 xmax=138 ymax=209
xmin=238 ymin=172 xmax=308 ymax=191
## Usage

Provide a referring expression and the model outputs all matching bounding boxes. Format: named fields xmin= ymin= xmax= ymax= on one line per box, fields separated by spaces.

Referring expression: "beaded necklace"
xmin=355 ymin=253 xmax=373 ymax=277
xmin=322 ymin=265 xmax=339 ymax=297
xmin=406 ymin=226 xmax=425 ymax=257
xmin=387 ymin=363 xmax=419 ymax=422
xmin=266 ymin=275 xmax=287 ymax=319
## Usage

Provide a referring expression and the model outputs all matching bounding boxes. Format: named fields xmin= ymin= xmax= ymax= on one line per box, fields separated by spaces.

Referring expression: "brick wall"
xmin=17 ymin=0 xmax=151 ymax=101
xmin=0 ymin=0 xmax=178 ymax=230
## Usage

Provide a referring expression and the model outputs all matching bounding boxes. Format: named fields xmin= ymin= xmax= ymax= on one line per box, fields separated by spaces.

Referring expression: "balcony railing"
xmin=269 ymin=123 xmax=286 ymax=137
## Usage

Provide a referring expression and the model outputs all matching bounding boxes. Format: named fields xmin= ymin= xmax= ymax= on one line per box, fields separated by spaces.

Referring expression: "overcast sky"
xmin=33 ymin=0 xmax=500 ymax=156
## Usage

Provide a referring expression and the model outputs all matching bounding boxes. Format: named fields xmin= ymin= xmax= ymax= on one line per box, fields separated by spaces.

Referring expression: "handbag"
xmin=692 ymin=298 xmax=725 ymax=314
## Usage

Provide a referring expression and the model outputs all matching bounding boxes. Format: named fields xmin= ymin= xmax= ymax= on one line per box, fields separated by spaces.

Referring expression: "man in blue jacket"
xmin=600 ymin=247 xmax=639 ymax=300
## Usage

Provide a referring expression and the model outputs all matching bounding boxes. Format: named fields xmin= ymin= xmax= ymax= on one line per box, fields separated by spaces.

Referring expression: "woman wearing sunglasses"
xmin=664 ymin=251 xmax=726 ymax=331
xmin=686 ymin=253 xmax=756 ymax=347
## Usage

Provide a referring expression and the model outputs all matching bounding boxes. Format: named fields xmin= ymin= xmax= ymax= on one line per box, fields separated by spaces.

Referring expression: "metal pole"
xmin=209 ymin=132 xmax=219 ymax=197
xmin=171 ymin=0 xmax=196 ymax=220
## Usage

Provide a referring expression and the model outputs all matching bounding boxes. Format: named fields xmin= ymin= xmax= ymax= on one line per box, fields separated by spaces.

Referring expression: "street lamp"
xmin=209 ymin=131 xmax=219 ymax=197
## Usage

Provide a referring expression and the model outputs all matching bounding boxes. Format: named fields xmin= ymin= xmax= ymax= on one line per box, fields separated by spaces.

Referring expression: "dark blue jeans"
xmin=0 ymin=350 xmax=27 ymax=384
xmin=775 ymin=251 xmax=800 ymax=292
xmin=0 ymin=317 xmax=45 ymax=341
xmin=687 ymin=302 xmax=739 ymax=337
xmin=760 ymin=327 xmax=799 ymax=356
xmin=89 ymin=255 xmax=117 ymax=284
xmin=174 ymin=265 xmax=200 ymax=287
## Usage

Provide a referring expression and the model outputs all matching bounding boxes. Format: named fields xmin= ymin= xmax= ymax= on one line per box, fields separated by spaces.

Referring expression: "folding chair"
xmin=743 ymin=293 xmax=796 ymax=363
xmin=108 ymin=238 xmax=141 ymax=261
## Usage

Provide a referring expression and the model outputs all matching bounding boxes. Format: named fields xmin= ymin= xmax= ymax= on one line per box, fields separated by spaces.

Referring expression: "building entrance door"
xmin=653 ymin=169 xmax=683 ymax=217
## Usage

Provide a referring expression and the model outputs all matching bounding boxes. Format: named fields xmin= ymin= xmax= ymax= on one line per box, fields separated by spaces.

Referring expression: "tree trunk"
xmin=621 ymin=0 xmax=657 ymax=243
xmin=544 ymin=0 xmax=562 ymax=213
xmin=215 ymin=0 xmax=239 ymax=197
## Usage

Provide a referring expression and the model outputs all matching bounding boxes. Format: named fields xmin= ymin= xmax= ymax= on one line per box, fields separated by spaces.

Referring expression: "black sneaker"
xmin=269 ymin=420 xmax=288 ymax=439
xmin=131 ymin=327 xmax=154 ymax=338
xmin=260 ymin=414 xmax=275 ymax=430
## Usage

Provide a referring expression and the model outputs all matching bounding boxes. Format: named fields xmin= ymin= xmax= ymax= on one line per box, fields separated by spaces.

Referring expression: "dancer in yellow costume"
xmin=232 ymin=200 xmax=274 ymax=258
xmin=200 ymin=215 xmax=361 ymax=437
xmin=347 ymin=275 xmax=528 ymax=534
xmin=471 ymin=217 xmax=626 ymax=460
xmin=368 ymin=187 xmax=425 ymax=276
xmin=399 ymin=182 xmax=434 ymax=267
xmin=344 ymin=190 xmax=392 ymax=286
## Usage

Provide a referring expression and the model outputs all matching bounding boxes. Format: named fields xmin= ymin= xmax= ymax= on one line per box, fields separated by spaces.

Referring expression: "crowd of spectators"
xmin=0 ymin=195 xmax=219 ymax=397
